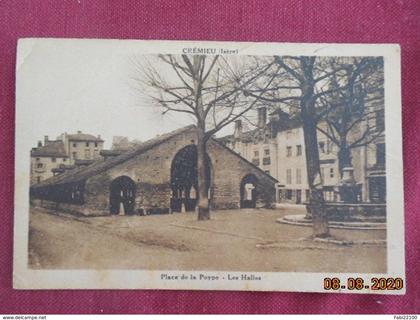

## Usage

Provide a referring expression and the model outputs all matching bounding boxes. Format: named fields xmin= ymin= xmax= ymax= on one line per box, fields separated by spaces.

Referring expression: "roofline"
xmin=31 ymin=154 xmax=69 ymax=158
xmin=31 ymin=125 xmax=278 ymax=189
xmin=210 ymin=137 xmax=279 ymax=183
xmin=31 ymin=125 xmax=196 ymax=188
xmin=67 ymin=138 xmax=104 ymax=142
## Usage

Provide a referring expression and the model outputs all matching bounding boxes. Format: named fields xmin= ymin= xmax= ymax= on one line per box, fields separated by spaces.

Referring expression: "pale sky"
xmin=16 ymin=39 xmax=206 ymax=149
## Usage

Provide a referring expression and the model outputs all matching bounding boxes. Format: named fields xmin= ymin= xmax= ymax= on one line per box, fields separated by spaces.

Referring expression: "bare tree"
xmin=245 ymin=56 xmax=349 ymax=238
xmin=134 ymin=54 xmax=272 ymax=220
xmin=316 ymin=57 xmax=384 ymax=177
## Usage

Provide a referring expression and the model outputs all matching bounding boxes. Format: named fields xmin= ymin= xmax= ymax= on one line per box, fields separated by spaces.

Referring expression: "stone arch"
xmin=109 ymin=175 xmax=136 ymax=215
xmin=170 ymin=144 xmax=212 ymax=212
xmin=240 ymin=174 xmax=258 ymax=208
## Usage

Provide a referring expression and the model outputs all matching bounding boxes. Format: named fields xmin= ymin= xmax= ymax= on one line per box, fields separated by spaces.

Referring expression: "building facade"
xmin=30 ymin=131 xmax=104 ymax=185
xmin=30 ymin=126 xmax=277 ymax=216
xmin=30 ymin=138 xmax=69 ymax=185
xmin=220 ymin=107 xmax=386 ymax=204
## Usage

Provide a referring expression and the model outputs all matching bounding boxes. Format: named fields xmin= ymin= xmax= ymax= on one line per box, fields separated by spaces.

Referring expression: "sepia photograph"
xmin=13 ymin=39 xmax=404 ymax=292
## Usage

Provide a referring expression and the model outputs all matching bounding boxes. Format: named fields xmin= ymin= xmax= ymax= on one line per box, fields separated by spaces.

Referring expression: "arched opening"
xmin=240 ymin=174 xmax=258 ymax=208
xmin=109 ymin=176 xmax=136 ymax=215
xmin=170 ymin=145 xmax=211 ymax=212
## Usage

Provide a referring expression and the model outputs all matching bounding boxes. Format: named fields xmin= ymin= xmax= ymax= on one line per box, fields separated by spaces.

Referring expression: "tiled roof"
xmin=100 ymin=149 xmax=125 ymax=156
xmin=74 ymin=159 xmax=95 ymax=166
xmin=31 ymin=141 xmax=68 ymax=158
xmin=32 ymin=125 xmax=196 ymax=188
xmin=31 ymin=124 xmax=278 ymax=189
xmin=67 ymin=133 xmax=104 ymax=142
xmin=218 ymin=112 xmax=302 ymax=144
xmin=51 ymin=164 xmax=76 ymax=173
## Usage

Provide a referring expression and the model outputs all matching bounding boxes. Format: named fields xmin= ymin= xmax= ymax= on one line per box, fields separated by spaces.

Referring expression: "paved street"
xmin=28 ymin=206 xmax=386 ymax=273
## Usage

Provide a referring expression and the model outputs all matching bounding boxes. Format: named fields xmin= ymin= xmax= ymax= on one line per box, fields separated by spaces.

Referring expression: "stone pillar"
xmin=119 ymin=202 xmax=125 ymax=216
xmin=338 ymin=167 xmax=358 ymax=203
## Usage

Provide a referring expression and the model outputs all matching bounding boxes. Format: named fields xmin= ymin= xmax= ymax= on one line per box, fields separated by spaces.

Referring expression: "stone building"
xmin=111 ymin=136 xmax=142 ymax=151
xmin=30 ymin=138 xmax=69 ymax=185
xmin=30 ymin=125 xmax=277 ymax=216
xmin=30 ymin=131 xmax=104 ymax=185
xmin=57 ymin=131 xmax=104 ymax=162
xmin=219 ymin=107 xmax=386 ymax=205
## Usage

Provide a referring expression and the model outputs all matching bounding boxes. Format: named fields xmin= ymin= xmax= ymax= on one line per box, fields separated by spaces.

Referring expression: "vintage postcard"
xmin=13 ymin=39 xmax=405 ymax=293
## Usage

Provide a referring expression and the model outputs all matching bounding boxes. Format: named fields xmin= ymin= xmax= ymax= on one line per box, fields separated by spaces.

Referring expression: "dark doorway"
xmin=170 ymin=145 xmax=211 ymax=213
xmin=240 ymin=174 xmax=258 ymax=208
xmin=296 ymin=189 xmax=302 ymax=204
xmin=109 ymin=176 xmax=136 ymax=215
xmin=369 ymin=176 xmax=386 ymax=203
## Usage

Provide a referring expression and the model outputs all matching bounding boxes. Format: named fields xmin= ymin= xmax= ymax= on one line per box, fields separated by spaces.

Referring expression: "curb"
xmin=277 ymin=215 xmax=386 ymax=230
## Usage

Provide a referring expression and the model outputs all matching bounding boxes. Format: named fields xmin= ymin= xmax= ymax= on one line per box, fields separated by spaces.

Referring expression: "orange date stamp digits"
xmin=324 ymin=277 xmax=404 ymax=291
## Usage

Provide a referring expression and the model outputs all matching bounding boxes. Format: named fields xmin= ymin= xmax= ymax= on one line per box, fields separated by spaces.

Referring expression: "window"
xmin=36 ymin=176 xmax=41 ymax=183
xmin=254 ymin=150 xmax=259 ymax=157
xmin=72 ymin=152 xmax=77 ymax=160
xmin=286 ymin=189 xmax=293 ymax=200
xmin=305 ymin=189 xmax=310 ymax=201
xmin=286 ymin=169 xmax=292 ymax=184
xmin=376 ymin=143 xmax=386 ymax=166
xmin=376 ymin=110 xmax=385 ymax=132
xmin=36 ymin=157 xmax=40 ymax=161
xmin=330 ymin=168 xmax=334 ymax=178
xmin=324 ymin=190 xmax=335 ymax=202
xmin=319 ymin=141 xmax=325 ymax=153
xmin=320 ymin=167 xmax=325 ymax=180
xmin=264 ymin=149 xmax=270 ymax=156
xmin=37 ymin=163 xmax=43 ymax=169
xmin=296 ymin=168 xmax=302 ymax=184
xmin=263 ymin=157 xmax=271 ymax=165
xmin=326 ymin=140 xmax=333 ymax=154
xmin=85 ymin=142 xmax=89 ymax=147
xmin=296 ymin=145 xmax=302 ymax=156
xmin=286 ymin=146 xmax=292 ymax=157
xmin=94 ymin=142 xmax=98 ymax=147
xmin=63 ymin=158 xmax=67 ymax=162
xmin=51 ymin=157 xmax=56 ymax=162
xmin=73 ymin=143 xmax=77 ymax=147
xmin=93 ymin=149 xmax=99 ymax=158
xmin=264 ymin=170 xmax=270 ymax=175
xmin=84 ymin=149 xmax=91 ymax=159
xmin=252 ymin=158 xmax=260 ymax=166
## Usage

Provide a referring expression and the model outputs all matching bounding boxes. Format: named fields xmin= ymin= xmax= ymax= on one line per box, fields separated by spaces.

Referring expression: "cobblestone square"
xmin=29 ymin=206 xmax=386 ymax=273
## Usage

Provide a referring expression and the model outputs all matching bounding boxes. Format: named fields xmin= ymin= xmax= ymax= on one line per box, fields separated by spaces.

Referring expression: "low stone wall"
xmin=319 ymin=202 xmax=387 ymax=222
xmin=31 ymin=198 xmax=104 ymax=216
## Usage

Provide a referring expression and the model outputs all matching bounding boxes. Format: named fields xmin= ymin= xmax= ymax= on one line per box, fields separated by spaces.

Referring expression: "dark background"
xmin=0 ymin=0 xmax=419 ymax=314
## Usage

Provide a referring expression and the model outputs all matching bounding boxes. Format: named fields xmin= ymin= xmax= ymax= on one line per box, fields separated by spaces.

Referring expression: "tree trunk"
xmin=301 ymin=82 xmax=330 ymax=238
xmin=196 ymin=127 xmax=210 ymax=220
xmin=338 ymin=140 xmax=352 ymax=178
xmin=191 ymin=56 xmax=210 ymax=220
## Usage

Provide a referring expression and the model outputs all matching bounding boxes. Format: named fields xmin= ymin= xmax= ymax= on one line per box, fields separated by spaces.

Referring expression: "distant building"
xmin=30 ymin=137 xmax=69 ymax=185
xmin=30 ymin=131 xmax=104 ymax=185
xmin=57 ymin=131 xmax=104 ymax=162
xmin=97 ymin=136 xmax=142 ymax=160
xmin=219 ymin=107 xmax=385 ymax=204
xmin=111 ymin=136 xmax=142 ymax=151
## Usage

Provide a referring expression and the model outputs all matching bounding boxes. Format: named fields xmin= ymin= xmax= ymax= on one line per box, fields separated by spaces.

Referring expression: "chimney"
xmin=234 ymin=120 xmax=243 ymax=139
xmin=37 ymin=140 xmax=42 ymax=147
xmin=257 ymin=107 xmax=267 ymax=128
xmin=44 ymin=135 xmax=49 ymax=145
